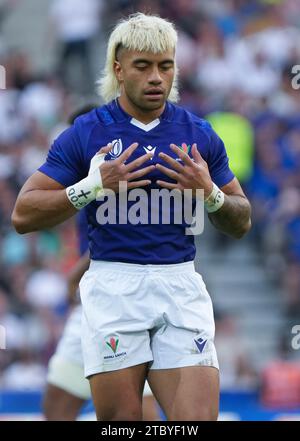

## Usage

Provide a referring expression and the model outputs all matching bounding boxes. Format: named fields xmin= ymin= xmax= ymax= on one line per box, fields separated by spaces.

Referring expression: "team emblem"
xmin=109 ymin=139 xmax=123 ymax=158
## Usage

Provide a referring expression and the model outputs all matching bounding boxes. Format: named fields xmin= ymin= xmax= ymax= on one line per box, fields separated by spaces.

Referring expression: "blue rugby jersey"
xmin=39 ymin=99 xmax=235 ymax=264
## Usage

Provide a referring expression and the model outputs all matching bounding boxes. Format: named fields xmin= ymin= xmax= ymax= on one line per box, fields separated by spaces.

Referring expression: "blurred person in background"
xmin=214 ymin=311 xmax=258 ymax=391
xmin=49 ymin=0 xmax=103 ymax=94
xmin=260 ymin=334 xmax=300 ymax=409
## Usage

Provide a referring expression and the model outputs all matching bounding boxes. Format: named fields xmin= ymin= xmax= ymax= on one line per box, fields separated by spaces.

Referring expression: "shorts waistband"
xmin=89 ymin=260 xmax=196 ymax=274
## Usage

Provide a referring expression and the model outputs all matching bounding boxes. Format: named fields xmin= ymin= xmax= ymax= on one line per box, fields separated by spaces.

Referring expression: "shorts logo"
xmin=194 ymin=337 xmax=207 ymax=353
xmin=103 ymin=334 xmax=127 ymax=363
xmin=106 ymin=336 xmax=119 ymax=354
xmin=109 ymin=139 xmax=123 ymax=158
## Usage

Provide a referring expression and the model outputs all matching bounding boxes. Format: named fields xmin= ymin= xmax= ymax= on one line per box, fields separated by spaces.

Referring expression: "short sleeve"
xmin=38 ymin=125 xmax=87 ymax=187
xmin=207 ymin=128 xmax=235 ymax=188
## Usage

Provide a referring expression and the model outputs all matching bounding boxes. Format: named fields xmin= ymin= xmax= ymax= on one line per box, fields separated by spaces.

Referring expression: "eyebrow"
xmin=133 ymin=58 xmax=174 ymax=65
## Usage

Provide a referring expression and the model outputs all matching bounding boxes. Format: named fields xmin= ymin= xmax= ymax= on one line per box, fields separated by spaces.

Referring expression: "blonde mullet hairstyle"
xmin=97 ymin=13 xmax=179 ymax=103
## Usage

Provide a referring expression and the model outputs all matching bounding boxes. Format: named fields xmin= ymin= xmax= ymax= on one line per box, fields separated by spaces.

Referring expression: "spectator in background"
xmin=261 ymin=335 xmax=300 ymax=409
xmin=1 ymin=349 xmax=47 ymax=391
xmin=50 ymin=0 xmax=103 ymax=93
xmin=214 ymin=311 xmax=258 ymax=391
xmin=206 ymin=111 xmax=254 ymax=186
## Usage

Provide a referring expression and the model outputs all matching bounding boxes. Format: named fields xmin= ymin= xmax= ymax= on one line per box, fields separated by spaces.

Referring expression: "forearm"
xmin=208 ymin=194 xmax=251 ymax=239
xmin=12 ymin=189 xmax=77 ymax=233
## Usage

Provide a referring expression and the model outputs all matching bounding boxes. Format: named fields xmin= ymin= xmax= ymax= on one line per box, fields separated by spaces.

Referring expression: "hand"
xmin=156 ymin=144 xmax=213 ymax=198
xmin=97 ymin=143 xmax=155 ymax=192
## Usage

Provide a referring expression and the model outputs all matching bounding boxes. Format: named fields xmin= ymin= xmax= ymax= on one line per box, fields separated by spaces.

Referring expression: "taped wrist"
xmin=66 ymin=153 xmax=106 ymax=210
xmin=204 ymin=183 xmax=225 ymax=213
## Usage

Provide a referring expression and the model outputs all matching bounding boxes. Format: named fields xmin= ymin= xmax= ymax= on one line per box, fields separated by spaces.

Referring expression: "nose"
xmin=148 ymin=66 xmax=162 ymax=85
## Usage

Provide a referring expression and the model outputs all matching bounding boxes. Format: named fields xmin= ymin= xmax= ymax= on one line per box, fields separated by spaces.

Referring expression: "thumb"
xmin=89 ymin=145 xmax=111 ymax=173
xmin=97 ymin=143 xmax=113 ymax=155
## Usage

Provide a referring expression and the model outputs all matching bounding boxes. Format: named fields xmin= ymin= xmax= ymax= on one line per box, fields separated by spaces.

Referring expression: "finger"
xmin=191 ymin=144 xmax=203 ymax=164
xmin=170 ymin=144 xmax=193 ymax=166
xmin=127 ymin=180 xmax=151 ymax=189
xmin=156 ymin=180 xmax=179 ymax=190
xmin=125 ymin=152 xmax=154 ymax=172
xmin=117 ymin=142 xmax=139 ymax=163
xmin=158 ymin=152 xmax=185 ymax=173
xmin=155 ymin=163 xmax=181 ymax=181
xmin=97 ymin=143 xmax=113 ymax=155
xmin=127 ymin=165 xmax=155 ymax=181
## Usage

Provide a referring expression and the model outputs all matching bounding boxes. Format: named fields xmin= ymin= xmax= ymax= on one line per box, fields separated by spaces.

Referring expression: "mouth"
xmin=144 ymin=89 xmax=164 ymax=100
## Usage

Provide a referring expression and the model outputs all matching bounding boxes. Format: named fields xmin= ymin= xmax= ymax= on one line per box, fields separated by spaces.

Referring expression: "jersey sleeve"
xmin=38 ymin=125 xmax=87 ymax=187
xmin=207 ymin=128 xmax=235 ymax=188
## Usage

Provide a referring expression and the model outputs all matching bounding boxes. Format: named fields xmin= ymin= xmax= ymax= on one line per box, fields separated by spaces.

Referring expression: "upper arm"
xmin=19 ymin=171 xmax=65 ymax=196
xmin=206 ymin=125 xmax=235 ymax=188
xmin=38 ymin=125 xmax=87 ymax=187
xmin=220 ymin=177 xmax=247 ymax=198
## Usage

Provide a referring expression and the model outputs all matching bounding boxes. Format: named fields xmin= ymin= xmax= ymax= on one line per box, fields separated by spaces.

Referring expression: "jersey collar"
xmin=107 ymin=98 xmax=172 ymax=130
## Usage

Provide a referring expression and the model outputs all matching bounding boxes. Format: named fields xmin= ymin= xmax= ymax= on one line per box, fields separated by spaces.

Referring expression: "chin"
xmin=143 ymin=99 xmax=165 ymax=110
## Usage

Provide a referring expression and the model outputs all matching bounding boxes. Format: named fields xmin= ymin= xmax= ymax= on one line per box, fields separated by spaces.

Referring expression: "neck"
xmin=118 ymin=95 xmax=165 ymax=124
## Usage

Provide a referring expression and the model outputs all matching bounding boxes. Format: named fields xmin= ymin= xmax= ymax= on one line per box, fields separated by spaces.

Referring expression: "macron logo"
xmin=194 ymin=337 xmax=207 ymax=353
xmin=143 ymin=145 xmax=156 ymax=159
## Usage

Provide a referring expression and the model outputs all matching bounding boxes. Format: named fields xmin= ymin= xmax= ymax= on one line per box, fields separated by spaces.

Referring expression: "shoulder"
xmin=72 ymin=104 xmax=112 ymax=147
xmin=168 ymin=102 xmax=214 ymax=139
xmin=73 ymin=107 xmax=102 ymax=133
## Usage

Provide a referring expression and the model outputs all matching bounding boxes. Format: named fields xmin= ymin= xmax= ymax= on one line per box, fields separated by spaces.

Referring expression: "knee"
xmin=43 ymin=391 xmax=79 ymax=421
xmin=98 ymin=405 xmax=143 ymax=421
xmin=171 ymin=406 xmax=218 ymax=421
xmin=196 ymin=406 xmax=219 ymax=421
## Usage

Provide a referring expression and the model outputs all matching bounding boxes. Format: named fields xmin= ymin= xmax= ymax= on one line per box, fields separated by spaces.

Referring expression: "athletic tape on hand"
xmin=66 ymin=153 xmax=106 ymax=210
xmin=204 ymin=183 xmax=225 ymax=213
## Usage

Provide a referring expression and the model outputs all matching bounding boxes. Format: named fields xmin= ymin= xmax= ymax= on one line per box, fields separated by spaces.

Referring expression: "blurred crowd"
xmin=0 ymin=0 xmax=300 ymax=407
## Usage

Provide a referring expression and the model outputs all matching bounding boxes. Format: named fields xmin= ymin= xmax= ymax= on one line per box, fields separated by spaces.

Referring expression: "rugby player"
xmin=12 ymin=13 xmax=251 ymax=421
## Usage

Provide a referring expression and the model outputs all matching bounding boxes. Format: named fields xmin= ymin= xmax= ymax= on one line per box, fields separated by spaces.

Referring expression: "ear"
xmin=113 ymin=61 xmax=123 ymax=82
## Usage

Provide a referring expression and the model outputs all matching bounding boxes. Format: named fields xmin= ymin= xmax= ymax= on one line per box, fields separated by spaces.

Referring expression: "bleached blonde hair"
xmin=97 ymin=13 xmax=179 ymax=103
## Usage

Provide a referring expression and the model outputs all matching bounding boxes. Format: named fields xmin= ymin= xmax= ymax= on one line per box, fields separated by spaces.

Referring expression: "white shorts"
xmin=80 ymin=260 xmax=218 ymax=378
xmin=47 ymin=354 xmax=91 ymax=400
xmin=47 ymin=304 xmax=154 ymax=398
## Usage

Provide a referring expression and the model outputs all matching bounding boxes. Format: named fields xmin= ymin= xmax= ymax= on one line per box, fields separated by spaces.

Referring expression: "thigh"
xmin=80 ymin=265 xmax=154 ymax=377
xmin=148 ymin=366 xmax=219 ymax=421
xmin=43 ymin=383 xmax=85 ymax=421
xmin=89 ymin=363 xmax=148 ymax=421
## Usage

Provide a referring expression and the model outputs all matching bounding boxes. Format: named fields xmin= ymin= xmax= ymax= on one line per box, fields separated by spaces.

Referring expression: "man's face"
xmin=114 ymin=48 xmax=175 ymax=112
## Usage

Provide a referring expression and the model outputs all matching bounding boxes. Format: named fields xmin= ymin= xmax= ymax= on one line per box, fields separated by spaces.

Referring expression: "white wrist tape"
xmin=204 ymin=183 xmax=225 ymax=213
xmin=66 ymin=153 xmax=106 ymax=210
